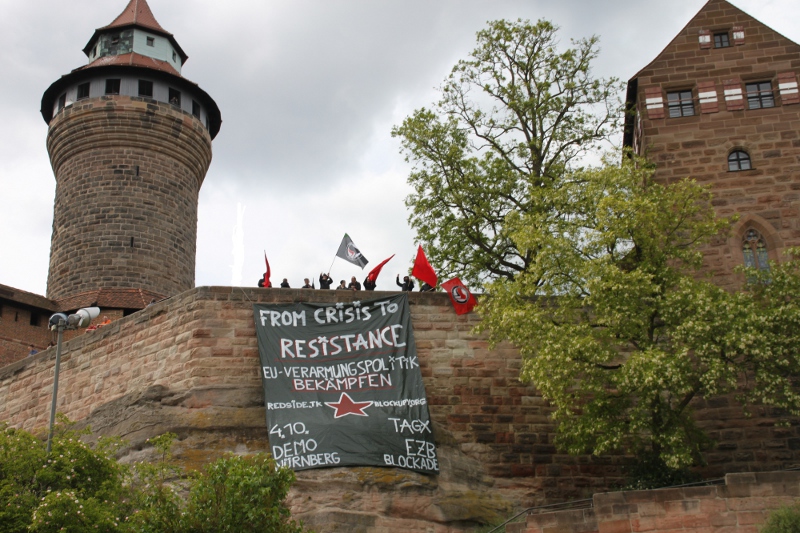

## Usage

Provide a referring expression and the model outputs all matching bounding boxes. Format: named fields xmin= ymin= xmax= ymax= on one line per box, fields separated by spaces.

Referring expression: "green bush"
xmin=761 ymin=503 xmax=800 ymax=533
xmin=0 ymin=423 xmax=306 ymax=533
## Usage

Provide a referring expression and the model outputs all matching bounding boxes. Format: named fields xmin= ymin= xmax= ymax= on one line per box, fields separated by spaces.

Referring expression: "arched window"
xmin=742 ymin=228 xmax=770 ymax=273
xmin=728 ymin=150 xmax=751 ymax=171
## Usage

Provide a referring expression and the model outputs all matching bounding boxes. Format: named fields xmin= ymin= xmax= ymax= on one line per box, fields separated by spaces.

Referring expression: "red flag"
xmin=263 ymin=252 xmax=271 ymax=288
xmin=411 ymin=246 xmax=438 ymax=288
xmin=441 ymin=278 xmax=477 ymax=315
xmin=366 ymin=254 xmax=395 ymax=283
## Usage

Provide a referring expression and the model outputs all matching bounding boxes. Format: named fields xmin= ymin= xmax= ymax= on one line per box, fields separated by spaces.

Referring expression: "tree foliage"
xmin=478 ymin=154 xmax=800 ymax=470
xmin=0 ymin=423 xmax=305 ymax=533
xmin=393 ymin=19 xmax=622 ymax=287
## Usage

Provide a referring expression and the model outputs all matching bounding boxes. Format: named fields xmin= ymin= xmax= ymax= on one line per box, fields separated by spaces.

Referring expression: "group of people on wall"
xmin=259 ymin=273 xmax=436 ymax=292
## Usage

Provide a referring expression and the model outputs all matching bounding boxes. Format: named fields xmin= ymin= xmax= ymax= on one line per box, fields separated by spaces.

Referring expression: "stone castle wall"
xmin=509 ymin=471 xmax=800 ymax=533
xmin=0 ymin=287 xmax=797 ymax=531
xmin=45 ymin=95 xmax=212 ymax=301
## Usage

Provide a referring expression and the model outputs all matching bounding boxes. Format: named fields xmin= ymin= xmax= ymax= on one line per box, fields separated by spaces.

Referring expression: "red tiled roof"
xmin=77 ymin=52 xmax=180 ymax=76
xmin=0 ymin=283 xmax=57 ymax=312
xmin=102 ymin=0 xmax=166 ymax=34
xmin=54 ymin=288 xmax=166 ymax=312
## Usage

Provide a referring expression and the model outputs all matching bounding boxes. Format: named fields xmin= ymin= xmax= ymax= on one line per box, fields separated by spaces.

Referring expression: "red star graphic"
xmin=325 ymin=393 xmax=373 ymax=418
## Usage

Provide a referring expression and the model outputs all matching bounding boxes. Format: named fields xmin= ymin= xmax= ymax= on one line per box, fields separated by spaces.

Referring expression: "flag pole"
xmin=327 ymin=255 xmax=337 ymax=276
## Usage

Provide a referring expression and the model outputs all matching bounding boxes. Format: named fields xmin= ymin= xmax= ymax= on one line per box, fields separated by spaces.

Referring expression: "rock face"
xmin=0 ymin=287 xmax=796 ymax=531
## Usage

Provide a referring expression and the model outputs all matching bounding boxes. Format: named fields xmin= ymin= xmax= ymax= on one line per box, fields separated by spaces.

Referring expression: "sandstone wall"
xmin=510 ymin=471 xmax=800 ymax=533
xmin=0 ymin=287 xmax=797 ymax=532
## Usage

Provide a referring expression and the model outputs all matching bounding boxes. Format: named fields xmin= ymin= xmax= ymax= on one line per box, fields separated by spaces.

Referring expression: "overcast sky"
xmin=1 ymin=0 xmax=798 ymax=295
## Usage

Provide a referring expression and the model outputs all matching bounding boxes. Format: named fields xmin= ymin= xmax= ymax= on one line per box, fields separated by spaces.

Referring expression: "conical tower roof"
xmin=102 ymin=0 xmax=167 ymax=34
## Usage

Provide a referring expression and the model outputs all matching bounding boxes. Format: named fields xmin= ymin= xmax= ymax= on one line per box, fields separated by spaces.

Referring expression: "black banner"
xmin=253 ymin=294 xmax=438 ymax=474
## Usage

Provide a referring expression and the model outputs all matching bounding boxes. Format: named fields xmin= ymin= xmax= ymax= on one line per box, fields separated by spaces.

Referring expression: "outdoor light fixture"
xmin=46 ymin=307 xmax=100 ymax=453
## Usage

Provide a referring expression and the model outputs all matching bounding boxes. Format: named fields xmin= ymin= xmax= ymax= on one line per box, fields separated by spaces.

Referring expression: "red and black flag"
xmin=336 ymin=234 xmax=369 ymax=269
xmin=441 ymin=277 xmax=477 ymax=315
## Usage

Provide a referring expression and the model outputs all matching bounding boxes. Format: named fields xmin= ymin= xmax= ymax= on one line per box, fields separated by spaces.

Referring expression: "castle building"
xmin=0 ymin=0 xmax=220 ymax=364
xmin=0 ymin=2 xmax=798 ymax=530
xmin=623 ymin=0 xmax=800 ymax=288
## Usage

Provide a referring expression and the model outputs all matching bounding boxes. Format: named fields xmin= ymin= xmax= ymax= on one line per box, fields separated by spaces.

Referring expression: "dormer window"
xmin=146 ymin=36 xmax=155 ymax=47
xmin=714 ymin=32 xmax=730 ymax=48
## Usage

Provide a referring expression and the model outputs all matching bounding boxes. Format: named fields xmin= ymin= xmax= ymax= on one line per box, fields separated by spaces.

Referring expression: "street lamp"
xmin=46 ymin=307 xmax=99 ymax=453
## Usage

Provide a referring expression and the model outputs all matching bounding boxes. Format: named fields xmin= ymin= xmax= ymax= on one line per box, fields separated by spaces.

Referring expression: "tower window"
xmin=30 ymin=313 xmax=39 ymax=327
xmin=92 ymin=46 xmax=97 ymax=58
xmin=714 ymin=33 xmax=730 ymax=48
xmin=110 ymin=33 xmax=120 ymax=45
xmin=169 ymin=88 xmax=181 ymax=106
xmin=728 ymin=150 xmax=751 ymax=171
xmin=172 ymin=51 xmax=177 ymax=62
xmin=746 ymin=81 xmax=775 ymax=109
xmin=742 ymin=228 xmax=770 ymax=279
xmin=667 ymin=90 xmax=695 ymax=117
xmin=138 ymin=80 xmax=153 ymax=98
xmin=57 ymin=93 xmax=66 ymax=111
xmin=77 ymin=82 xmax=90 ymax=100
xmin=146 ymin=36 xmax=155 ymax=46
xmin=105 ymin=79 xmax=121 ymax=95
xmin=192 ymin=100 xmax=201 ymax=118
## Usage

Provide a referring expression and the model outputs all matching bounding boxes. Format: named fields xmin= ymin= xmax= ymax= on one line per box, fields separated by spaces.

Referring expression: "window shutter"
xmin=732 ymin=26 xmax=745 ymax=45
xmin=697 ymin=81 xmax=719 ymax=113
xmin=698 ymin=29 xmax=712 ymax=49
xmin=644 ymin=87 xmax=665 ymax=119
xmin=778 ymin=71 xmax=799 ymax=105
xmin=723 ymin=79 xmax=744 ymax=111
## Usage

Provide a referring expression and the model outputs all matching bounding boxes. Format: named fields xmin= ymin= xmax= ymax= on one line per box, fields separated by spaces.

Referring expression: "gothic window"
xmin=667 ymin=90 xmax=694 ymax=117
xmin=746 ymin=81 xmax=775 ymax=109
xmin=742 ymin=228 xmax=770 ymax=275
xmin=728 ymin=150 xmax=751 ymax=171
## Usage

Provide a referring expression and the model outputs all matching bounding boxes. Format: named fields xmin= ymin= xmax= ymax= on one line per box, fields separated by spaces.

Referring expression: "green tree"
xmin=182 ymin=454 xmax=303 ymax=533
xmin=393 ymin=19 xmax=622 ymax=287
xmin=478 ymin=154 xmax=800 ymax=472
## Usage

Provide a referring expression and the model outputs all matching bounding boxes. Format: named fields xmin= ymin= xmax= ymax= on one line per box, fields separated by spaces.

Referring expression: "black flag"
xmin=336 ymin=233 xmax=369 ymax=268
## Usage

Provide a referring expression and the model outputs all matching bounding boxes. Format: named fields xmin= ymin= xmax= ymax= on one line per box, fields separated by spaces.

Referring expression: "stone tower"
xmin=623 ymin=0 xmax=800 ymax=289
xmin=40 ymin=0 xmax=221 ymax=309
